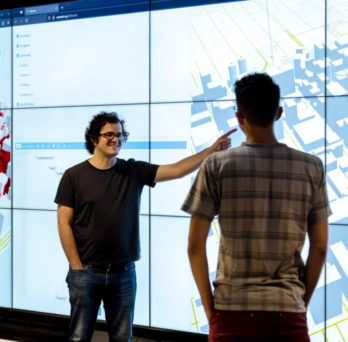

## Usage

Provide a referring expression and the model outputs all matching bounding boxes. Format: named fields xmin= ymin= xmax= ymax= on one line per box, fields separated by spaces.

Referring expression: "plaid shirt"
xmin=182 ymin=142 xmax=331 ymax=312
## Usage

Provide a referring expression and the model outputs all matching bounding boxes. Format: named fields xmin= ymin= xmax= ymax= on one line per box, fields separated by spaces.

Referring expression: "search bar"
xmin=25 ymin=4 xmax=59 ymax=16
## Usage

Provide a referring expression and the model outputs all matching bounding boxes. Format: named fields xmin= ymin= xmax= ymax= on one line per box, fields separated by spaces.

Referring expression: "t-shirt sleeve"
xmin=308 ymin=160 xmax=332 ymax=224
xmin=134 ymin=161 xmax=160 ymax=188
xmin=181 ymin=158 xmax=219 ymax=222
xmin=54 ymin=170 xmax=75 ymax=208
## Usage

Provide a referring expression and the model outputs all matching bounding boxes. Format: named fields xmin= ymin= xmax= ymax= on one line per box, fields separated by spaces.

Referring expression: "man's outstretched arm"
xmin=155 ymin=129 xmax=236 ymax=183
xmin=188 ymin=216 xmax=214 ymax=323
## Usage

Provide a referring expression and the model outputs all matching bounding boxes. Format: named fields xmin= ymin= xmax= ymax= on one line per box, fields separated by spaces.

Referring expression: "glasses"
xmin=99 ymin=132 xmax=124 ymax=141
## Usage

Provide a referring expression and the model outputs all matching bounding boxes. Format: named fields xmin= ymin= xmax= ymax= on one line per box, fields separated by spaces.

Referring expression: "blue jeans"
xmin=66 ymin=262 xmax=137 ymax=342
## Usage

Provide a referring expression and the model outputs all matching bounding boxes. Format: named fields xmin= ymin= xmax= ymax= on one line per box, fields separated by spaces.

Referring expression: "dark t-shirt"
xmin=54 ymin=159 xmax=159 ymax=266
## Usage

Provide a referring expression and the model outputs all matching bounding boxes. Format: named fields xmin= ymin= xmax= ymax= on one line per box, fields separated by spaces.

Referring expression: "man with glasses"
xmin=182 ymin=73 xmax=331 ymax=342
xmin=54 ymin=111 xmax=236 ymax=342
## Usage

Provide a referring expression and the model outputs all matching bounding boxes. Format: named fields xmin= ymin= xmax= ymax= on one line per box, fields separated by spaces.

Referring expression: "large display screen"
xmin=0 ymin=0 xmax=347 ymax=340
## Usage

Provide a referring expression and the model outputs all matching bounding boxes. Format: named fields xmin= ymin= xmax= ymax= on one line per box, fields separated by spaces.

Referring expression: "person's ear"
xmin=275 ymin=107 xmax=283 ymax=122
xmin=91 ymin=137 xmax=98 ymax=147
xmin=236 ymin=111 xmax=244 ymax=126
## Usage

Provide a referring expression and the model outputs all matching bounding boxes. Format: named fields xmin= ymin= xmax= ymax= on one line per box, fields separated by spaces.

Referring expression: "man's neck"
xmin=89 ymin=155 xmax=117 ymax=170
xmin=245 ymin=128 xmax=278 ymax=144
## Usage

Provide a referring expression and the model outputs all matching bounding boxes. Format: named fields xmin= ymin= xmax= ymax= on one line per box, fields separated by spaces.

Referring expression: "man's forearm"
xmin=58 ymin=223 xmax=82 ymax=270
xmin=303 ymin=247 xmax=327 ymax=307
xmin=175 ymin=148 xmax=212 ymax=178
xmin=188 ymin=247 xmax=214 ymax=319
xmin=155 ymin=131 xmax=233 ymax=182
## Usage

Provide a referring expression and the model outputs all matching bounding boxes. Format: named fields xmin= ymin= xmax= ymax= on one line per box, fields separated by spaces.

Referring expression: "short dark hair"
xmin=85 ymin=111 xmax=130 ymax=154
xmin=234 ymin=73 xmax=280 ymax=127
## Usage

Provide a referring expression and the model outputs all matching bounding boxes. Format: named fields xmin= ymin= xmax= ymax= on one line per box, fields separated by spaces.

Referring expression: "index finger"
xmin=221 ymin=128 xmax=237 ymax=138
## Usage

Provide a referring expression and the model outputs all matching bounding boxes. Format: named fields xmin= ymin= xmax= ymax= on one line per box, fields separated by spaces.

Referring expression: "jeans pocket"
xmin=125 ymin=262 xmax=136 ymax=272
xmin=71 ymin=264 xmax=88 ymax=273
xmin=279 ymin=312 xmax=309 ymax=337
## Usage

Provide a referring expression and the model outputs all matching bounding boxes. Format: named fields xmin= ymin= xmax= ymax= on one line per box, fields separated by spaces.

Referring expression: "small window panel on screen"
xmin=324 ymin=225 xmax=348 ymax=341
xmin=327 ymin=0 xmax=348 ymax=97
xmin=12 ymin=105 xmax=150 ymax=212
xmin=0 ymin=109 xmax=11 ymax=209
xmin=0 ymin=10 xmax=12 ymax=110
xmin=326 ymin=96 xmax=348 ymax=225
xmin=150 ymin=98 xmax=326 ymax=217
xmin=150 ymin=216 xmax=326 ymax=337
xmin=151 ymin=0 xmax=325 ymax=102
xmin=12 ymin=0 xmax=150 ymax=108
xmin=12 ymin=209 xmax=150 ymax=326
xmin=0 ymin=209 xmax=12 ymax=309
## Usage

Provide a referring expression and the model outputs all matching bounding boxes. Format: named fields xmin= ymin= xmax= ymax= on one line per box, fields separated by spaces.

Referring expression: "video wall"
xmin=0 ymin=0 xmax=348 ymax=340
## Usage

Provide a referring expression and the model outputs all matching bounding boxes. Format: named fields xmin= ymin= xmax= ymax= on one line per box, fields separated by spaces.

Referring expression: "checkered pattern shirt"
xmin=182 ymin=142 xmax=332 ymax=312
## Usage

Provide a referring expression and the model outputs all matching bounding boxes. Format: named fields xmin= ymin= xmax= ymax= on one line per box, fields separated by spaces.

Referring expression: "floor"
xmin=92 ymin=332 xmax=157 ymax=342
xmin=0 ymin=332 xmax=158 ymax=342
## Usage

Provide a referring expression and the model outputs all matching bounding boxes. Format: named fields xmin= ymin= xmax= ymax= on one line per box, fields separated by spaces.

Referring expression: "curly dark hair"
xmin=85 ymin=111 xmax=130 ymax=154
xmin=234 ymin=73 xmax=280 ymax=127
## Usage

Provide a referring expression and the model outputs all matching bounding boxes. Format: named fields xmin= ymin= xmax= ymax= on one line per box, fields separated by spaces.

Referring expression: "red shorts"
xmin=209 ymin=310 xmax=310 ymax=342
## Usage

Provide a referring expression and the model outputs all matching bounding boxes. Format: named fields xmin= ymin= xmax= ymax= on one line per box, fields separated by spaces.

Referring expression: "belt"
xmin=84 ymin=261 xmax=134 ymax=271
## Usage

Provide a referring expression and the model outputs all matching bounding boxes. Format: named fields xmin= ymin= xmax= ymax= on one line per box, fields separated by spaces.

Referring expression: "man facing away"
xmin=54 ymin=111 xmax=236 ymax=342
xmin=182 ymin=73 xmax=331 ymax=342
